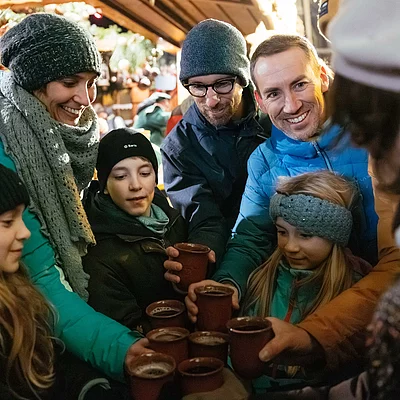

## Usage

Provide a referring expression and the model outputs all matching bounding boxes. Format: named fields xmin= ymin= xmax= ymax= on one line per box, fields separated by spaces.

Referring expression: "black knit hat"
xmin=179 ymin=19 xmax=250 ymax=87
xmin=0 ymin=13 xmax=102 ymax=92
xmin=96 ymin=128 xmax=158 ymax=191
xmin=0 ymin=164 xmax=30 ymax=214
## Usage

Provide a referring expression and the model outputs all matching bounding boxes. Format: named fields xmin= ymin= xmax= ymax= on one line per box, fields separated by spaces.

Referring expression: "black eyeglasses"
xmin=183 ymin=77 xmax=237 ymax=98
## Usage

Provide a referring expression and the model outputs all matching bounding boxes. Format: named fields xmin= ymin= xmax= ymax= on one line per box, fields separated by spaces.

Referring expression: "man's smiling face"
xmin=253 ymin=47 xmax=329 ymax=141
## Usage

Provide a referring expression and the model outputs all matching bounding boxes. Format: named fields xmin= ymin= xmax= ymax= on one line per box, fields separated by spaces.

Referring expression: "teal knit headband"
xmin=269 ymin=193 xmax=353 ymax=246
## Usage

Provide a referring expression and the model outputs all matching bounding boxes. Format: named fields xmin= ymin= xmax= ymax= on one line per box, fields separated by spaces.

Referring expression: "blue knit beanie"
xmin=0 ymin=13 xmax=102 ymax=92
xmin=179 ymin=19 xmax=250 ymax=87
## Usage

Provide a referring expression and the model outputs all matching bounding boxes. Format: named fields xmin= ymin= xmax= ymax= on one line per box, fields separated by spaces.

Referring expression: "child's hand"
xmin=163 ymin=246 xmax=182 ymax=283
xmin=163 ymin=247 xmax=216 ymax=284
xmin=185 ymin=280 xmax=239 ymax=323
xmin=124 ymin=338 xmax=153 ymax=370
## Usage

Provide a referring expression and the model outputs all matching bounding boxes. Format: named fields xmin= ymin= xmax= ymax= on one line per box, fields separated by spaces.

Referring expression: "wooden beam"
xmin=0 ymin=0 xmax=183 ymax=49
xmin=179 ymin=0 xmax=255 ymax=7
xmin=98 ymin=0 xmax=186 ymax=46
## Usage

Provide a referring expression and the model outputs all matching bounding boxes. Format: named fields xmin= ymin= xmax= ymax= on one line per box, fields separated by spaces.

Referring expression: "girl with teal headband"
xmin=241 ymin=170 xmax=372 ymax=392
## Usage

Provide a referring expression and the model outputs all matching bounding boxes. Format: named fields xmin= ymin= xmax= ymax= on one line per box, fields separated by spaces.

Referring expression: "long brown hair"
xmin=242 ymin=171 xmax=356 ymax=320
xmin=0 ymin=264 xmax=55 ymax=399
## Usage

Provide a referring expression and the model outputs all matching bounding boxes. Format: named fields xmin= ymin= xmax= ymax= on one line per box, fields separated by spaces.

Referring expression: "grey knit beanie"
xmin=0 ymin=164 xmax=30 ymax=214
xmin=329 ymin=0 xmax=400 ymax=92
xmin=269 ymin=193 xmax=353 ymax=247
xmin=179 ymin=19 xmax=250 ymax=87
xmin=0 ymin=13 xmax=102 ymax=92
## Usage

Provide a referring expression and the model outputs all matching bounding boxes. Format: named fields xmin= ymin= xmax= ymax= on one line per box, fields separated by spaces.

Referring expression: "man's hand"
xmin=185 ymin=280 xmax=240 ymax=323
xmin=124 ymin=338 xmax=153 ymax=369
xmin=258 ymin=318 xmax=325 ymax=366
xmin=163 ymin=246 xmax=216 ymax=283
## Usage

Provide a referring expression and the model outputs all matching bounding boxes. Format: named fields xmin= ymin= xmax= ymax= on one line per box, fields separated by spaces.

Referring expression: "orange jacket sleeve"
xmin=298 ymin=159 xmax=400 ymax=369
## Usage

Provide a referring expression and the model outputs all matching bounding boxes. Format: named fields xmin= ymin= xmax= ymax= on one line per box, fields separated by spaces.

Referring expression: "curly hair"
xmin=0 ymin=264 xmax=55 ymax=399
xmin=367 ymin=278 xmax=400 ymax=399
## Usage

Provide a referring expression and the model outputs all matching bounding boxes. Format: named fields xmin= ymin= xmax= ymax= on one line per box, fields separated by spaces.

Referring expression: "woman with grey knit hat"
xmin=0 ymin=13 xmax=149 ymax=387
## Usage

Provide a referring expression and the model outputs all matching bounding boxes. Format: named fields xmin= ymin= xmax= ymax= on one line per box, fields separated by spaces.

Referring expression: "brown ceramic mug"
xmin=194 ymin=285 xmax=234 ymax=332
xmin=188 ymin=331 xmax=229 ymax=365
xmin=227 ymin=316 xmax=274 ymax=379
xmin=146 ymin=299 xmax=186 ymax=330
xmin=127 ymin=352 xmax=176 ymax=400
xmin=178 ymin=357 xmax=224 ymax=396
xmin=146 ymin=327 xmax=189 ymax=366
xmin=173 ymin=242 xmax=210 ymax=292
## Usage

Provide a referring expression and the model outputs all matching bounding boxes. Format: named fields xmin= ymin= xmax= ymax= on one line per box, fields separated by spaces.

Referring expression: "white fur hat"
xmin=328 ymin=0 xmax=400 ymax=92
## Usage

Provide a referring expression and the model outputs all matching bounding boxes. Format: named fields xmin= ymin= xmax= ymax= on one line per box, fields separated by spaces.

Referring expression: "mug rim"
xmin=174 ymin=242 xmax=211 ymax=254
xmin=146 ymin=327 xmax=190 ymax=342
xmin=188 ymin=331 xmax=230 ymax=345
xmin=145 ymin=299 xmax=185 ymax=319
xmin=177 ymin=357 xmax=224 ymax=377
xmin=226 ymin=316 xmax=272 ymax=334
xmin=128 ymin=352 xmax=176 ymax=379
xmin=194 ymin=285 xmax=235 ymax=297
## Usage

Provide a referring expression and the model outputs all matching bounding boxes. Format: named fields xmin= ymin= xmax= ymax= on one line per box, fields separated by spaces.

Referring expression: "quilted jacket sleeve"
xmin=213 ymin=145 xmax=276 ymax=298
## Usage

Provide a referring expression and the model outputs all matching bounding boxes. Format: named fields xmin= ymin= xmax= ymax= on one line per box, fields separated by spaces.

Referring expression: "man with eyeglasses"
xmin=161 ymin=19 xmax=270 ymax=269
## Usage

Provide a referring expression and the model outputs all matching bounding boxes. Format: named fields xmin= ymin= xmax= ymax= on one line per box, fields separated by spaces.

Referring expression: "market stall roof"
xmin=0 ymin=0 xmax=273 ymax=49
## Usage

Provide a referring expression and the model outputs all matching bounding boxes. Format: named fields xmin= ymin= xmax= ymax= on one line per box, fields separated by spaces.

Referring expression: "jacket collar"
xmin=270 ymin=123 xmax=344 ymax=158
xmin=85 ymin=184 xmax=180 ymax=239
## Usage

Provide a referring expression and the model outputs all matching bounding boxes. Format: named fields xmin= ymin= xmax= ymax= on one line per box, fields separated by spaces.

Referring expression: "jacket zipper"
xmin=284 ymin=278 xmax=299 ymax=323
xmin=312 ymin=141 xmax=333 ymax=171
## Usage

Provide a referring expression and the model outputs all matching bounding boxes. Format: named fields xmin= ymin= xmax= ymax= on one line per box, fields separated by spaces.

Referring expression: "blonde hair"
xmin=242 ymin=171 xmax=357 ymax=320
xmin=0 ymin=264 xmax=55 ymax=399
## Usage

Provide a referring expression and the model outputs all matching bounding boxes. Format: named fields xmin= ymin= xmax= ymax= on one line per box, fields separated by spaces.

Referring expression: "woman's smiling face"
xmin=33 ymin=72 xmax=98 ymax=126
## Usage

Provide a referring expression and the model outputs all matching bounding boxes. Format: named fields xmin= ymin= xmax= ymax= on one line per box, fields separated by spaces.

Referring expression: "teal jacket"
xmin=0 ymin=140 xmax=142 ymax=381
xmin=247 ymin=257 xmax=370 ymax=392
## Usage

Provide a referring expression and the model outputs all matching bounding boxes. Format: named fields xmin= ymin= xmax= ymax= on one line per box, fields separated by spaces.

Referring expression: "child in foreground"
xmin=241 ymin=171 xmax=372 ymax=392
xmin=83 ymin=128 xmax=187 ymax=332
xmin=0 ymin=164 xmax=127 ymax=400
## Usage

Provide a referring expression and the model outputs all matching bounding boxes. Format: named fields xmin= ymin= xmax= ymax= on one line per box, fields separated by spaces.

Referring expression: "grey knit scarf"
xmin=0 ymin=72 xmax=98 ymax=300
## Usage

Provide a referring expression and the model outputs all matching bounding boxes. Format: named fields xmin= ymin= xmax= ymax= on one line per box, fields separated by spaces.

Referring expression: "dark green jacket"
xmin=82 ymin=186 xmax=187 ymax=331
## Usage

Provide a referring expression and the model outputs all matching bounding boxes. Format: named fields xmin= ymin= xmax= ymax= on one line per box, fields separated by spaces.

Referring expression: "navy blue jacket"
xmin=161 ymin=87 xmax=270 ymax=263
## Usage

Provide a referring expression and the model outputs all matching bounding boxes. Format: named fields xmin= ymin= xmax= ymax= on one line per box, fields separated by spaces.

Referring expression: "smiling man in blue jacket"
xmin=184 ymin=34 xmax=398 ymax=380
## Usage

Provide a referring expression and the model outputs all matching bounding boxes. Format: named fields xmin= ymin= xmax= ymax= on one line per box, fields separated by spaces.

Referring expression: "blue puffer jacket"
xmin=161 ymin=87 xmax=270 ymax=263
xmin=214 ymin=124 xmax=378 ymax=298
xmin=0 ymin=140 xmax=142 ymax=382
